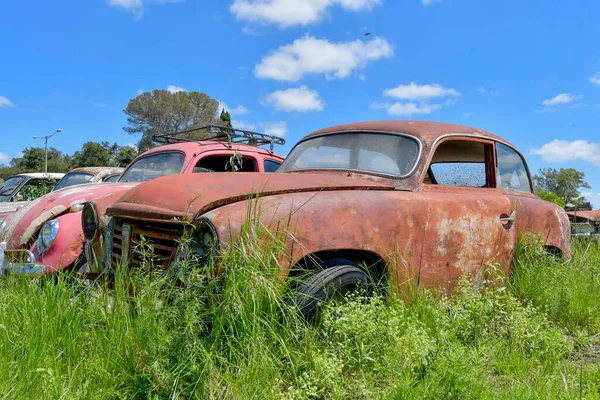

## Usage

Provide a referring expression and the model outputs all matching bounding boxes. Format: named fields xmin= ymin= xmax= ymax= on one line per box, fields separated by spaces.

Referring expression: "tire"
xmin=295 ymin=264 xmax=371 ymax=323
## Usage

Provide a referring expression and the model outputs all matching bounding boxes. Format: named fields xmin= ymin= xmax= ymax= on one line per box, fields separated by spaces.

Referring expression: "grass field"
xmin=0 ymin=236 xmax=599 ymax=399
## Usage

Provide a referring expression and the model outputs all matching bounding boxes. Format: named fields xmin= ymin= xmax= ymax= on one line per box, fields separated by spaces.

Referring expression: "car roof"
xmin=66 ymin=167 xmax=125 ymax=175
xmin=12 ymin=172 xmax=65 ymax=179
xmin=139 ymin=141 xmax=284 ymax=158
xmin=304 ymin=120 xmax=514 ymax=148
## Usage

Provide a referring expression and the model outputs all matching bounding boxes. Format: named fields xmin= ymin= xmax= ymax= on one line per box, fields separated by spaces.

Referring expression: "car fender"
xmin=32 ymin=211 xmax=84 ymax=273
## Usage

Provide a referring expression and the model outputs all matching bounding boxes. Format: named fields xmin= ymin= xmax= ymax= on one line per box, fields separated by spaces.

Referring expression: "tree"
xmin=10 ymin=147 xmax=72 ymax=174
xmin=123 ymin=89 xmax=221 ymax=151
xmin=537 ymin=191 xmax=566 ymax=208
xmin=113 ymin=146 xmax=138 ymax=167
xmin=72 ymin=141 xmax=116 ymax=167
xmin=534 ymin=168 xmax=591 ymax=205
xmin=220 ymin=109 xmax=232 ymax=128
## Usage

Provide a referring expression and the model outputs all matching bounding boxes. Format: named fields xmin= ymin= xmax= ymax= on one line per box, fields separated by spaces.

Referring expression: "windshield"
xmin=279 ymin=132 xmax=420 ymax=177
xmin=119 ymin=152 xmax=186 ymax=182
xmin=0 ymin=176 xmax=24 ymax=198
xmin=53 ymin=172 xmax=94 ymax=191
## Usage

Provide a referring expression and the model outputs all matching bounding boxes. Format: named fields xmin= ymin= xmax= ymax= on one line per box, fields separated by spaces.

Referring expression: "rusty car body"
xmin=85 ymin=120 xmax=571 ymax=316
xmin=0 ymin=126 xmax=285 ymax=276
xmin=566 ymin=210 xmax=600 ymax=237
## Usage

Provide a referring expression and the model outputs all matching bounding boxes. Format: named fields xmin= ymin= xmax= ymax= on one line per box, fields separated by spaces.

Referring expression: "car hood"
xmin=1 ymin=182 xmax=137 ymax=248
xmin=107 ymin=172 xmax=395 ymax=221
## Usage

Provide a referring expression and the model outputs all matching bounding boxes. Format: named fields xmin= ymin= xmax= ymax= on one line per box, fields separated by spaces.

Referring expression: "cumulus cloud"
xmin=384 ymin=82 xmax=460 ymax=100
xmin=263 ymin=86 xmax=324 ymax=112
xmin=371 ymin=102 xmax=441 ymax=116
xmin=218 ymin=101 xmax=249 ymax=116
xmin=107 ymin=0 xmax=183 ymax=18
xmin=230 ymin=0 xmax=382 ymax=28
xmin=167 ymin=85 xmax=186 ymax=93
xmin=590 ymin=72 xmax=600 ymax=86
xmin=372 ymin=81 xmax=458 ymax=116
xmin=531 ymin=139 xmax=600 ymax=165
xmin=0 ymin=152 xmax=10 ymax=164
xmin=255 ymin=36 xmax=393 ymax=82
xmin=542 ymin=93 xmax=581 ymax=107
xmin=478 ymin=87 xmax=497 ymax=96
xmin=262 ymin=121 xmax=288 ymax=137
xmin=0 ymin=96 xmax=15 ymax=107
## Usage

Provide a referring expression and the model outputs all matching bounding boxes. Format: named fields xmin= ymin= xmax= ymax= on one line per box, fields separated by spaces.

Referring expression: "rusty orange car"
xmin=84 ymin=121 xmax=571 ymax=319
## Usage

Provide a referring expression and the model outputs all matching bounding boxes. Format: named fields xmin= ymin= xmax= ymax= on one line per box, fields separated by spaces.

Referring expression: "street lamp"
xmin=33 ymin=128 xmax=62 ymax=174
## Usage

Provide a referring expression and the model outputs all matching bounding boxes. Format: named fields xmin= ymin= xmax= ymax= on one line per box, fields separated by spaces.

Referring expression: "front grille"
xmin=111 ymin=219 xmax=184 ymax=269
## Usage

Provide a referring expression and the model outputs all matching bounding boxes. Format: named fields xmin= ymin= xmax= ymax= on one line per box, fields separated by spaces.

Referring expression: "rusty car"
xmin=566 ymin=209 xmax=600 ymax=238
xmin=0 ymin=125 xmax=285 ymax=277
xmin=84 ymin=120 xmax=571 ymax=320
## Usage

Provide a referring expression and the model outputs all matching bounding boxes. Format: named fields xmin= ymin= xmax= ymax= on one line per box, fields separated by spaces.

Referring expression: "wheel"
xmin=295 ymin=263 xmax=371 ymax=323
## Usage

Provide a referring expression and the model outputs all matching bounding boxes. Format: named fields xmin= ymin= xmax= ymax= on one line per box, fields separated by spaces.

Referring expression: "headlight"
xmin=82 ymin=203 xmax=98 ymax=241
xmin=189 ymin=218 xmax=219 ymax=261
xmin=171 ymin=218 xmax=218 ymax=272
xmin=37 ymin=220 xmax=59 ymax=254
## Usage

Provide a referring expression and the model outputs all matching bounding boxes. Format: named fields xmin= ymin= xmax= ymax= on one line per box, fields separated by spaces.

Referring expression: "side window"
xmin=103 ymin=174 xmax=120 ymax=183
xmin=496 ymin=143 xmax=532 ymax=193
xmin=194 ymin=155 xmax=258 ymax=172
xmin=425 ymin=140 xmax=492 ymax=188
xmin=264 ymin=159 xmax=282 ymax=172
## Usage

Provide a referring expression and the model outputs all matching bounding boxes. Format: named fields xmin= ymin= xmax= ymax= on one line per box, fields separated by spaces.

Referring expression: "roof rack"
xmin=151 ymin=124 xmax=286 ymax=153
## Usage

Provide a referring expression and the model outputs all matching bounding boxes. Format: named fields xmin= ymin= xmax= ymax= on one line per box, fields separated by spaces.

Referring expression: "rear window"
xmin=194 ymin=155 xmax=258 ymax=172
xmin=54 ymin=172 xmax=94 ymax=191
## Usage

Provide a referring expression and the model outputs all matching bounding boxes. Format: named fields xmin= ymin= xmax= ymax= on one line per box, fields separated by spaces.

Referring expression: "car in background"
xmin=0 ymin=167 xmax=124 ymax=218
xmin=0 ymin=125 xmax=285 ymax=277
xmin=0 ymin=173 xmax=65 ymax=216
xmin=90 ymin=120 xmax=571 ymax=321
xmin=53 ymin=167 xmax=124 ymax=191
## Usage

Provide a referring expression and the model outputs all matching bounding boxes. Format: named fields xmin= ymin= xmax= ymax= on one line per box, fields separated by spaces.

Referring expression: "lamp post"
xmin=33 ymin=128 xmax=62 ymax=174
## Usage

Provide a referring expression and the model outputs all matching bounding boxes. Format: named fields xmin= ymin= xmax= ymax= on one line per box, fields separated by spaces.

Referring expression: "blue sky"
xmin=1 ymin=0 xmax=599 ymax=202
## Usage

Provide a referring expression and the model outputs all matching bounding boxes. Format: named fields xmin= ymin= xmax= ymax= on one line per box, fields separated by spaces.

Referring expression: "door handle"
xmin=499 ymin=211 xmax=516 ymax=224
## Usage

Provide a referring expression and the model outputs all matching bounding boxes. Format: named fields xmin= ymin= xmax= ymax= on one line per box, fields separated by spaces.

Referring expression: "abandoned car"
xmin=84 ymin=120 xmax=571 ymax=320
xmin=0 ymin=126 xmax=285 ymax=276
xmin=0 ymin=172 xmax=65 ymax=216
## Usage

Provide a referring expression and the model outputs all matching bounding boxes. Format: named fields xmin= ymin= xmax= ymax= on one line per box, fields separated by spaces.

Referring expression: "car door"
xmin=495 ymin=142 xmax=570 ymax=255
xmin=418 ymin=138 xmax=517 ymax=294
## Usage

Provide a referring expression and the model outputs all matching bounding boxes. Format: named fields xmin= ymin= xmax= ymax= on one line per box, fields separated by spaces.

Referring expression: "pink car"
xmin=0 ymin=126 xmax=285 ymax=277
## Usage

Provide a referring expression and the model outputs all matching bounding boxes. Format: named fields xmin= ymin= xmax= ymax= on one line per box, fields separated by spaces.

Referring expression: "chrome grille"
xmin=111 ymin=219 xmax=183 ymax=269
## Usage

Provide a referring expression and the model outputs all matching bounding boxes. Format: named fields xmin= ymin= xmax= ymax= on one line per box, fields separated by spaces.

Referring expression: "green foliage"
xmin=123 ymin=89 xmax=222 ymax=151
xmin=220 ymin=108 xmax=232 ymax=127
xmin=534 ymin=167 xmax=591 ymax=205
xmin=538 ymin=190 xmax=566 ymax=208
xmin=0 ymin=237 xmax=599 ymax=398
xmin=72 ymin=141 xmax=117 ymax=167
xmin=18 ymin=178 xmax=57 ymax=201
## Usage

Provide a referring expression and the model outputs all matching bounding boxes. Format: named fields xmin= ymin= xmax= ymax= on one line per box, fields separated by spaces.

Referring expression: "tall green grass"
xmin=0 ymin=234 xmax=599 ymax=399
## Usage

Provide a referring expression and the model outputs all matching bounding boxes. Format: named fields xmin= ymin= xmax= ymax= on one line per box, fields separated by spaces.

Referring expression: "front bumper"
xmin=1 ymin=248 xmax=45 ymax=276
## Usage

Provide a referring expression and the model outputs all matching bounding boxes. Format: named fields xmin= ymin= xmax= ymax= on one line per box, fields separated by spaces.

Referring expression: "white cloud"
xmin=531 ymin=139 xmax=600 ymax=165
xmin=478 ymin=87 xmax=498 ymax=96
xmin=262 ymin=121 xmax=288 ymax=137
xmin=542 ymin=93 xmax=581 ymax=107
xmin=136 ymin=88 xmax=144 ymax=96
xmin=590 ymin=72 xmax=600 ymax=86
xmin=0 ymin=96 xmax=15 ymax=107
xmin=263 ymin=85 xmax=324 ymax=112
xmin=230 ymin=0 xmax=382 ymax=28
xmin=383 ymin=82 xmax=460 ymax=100
xmin=94 ymin=102 xmax=107 ymax=108
xmin=422 ymin=0 xmax=441 ymax=4
xmin=107 ymin=0 xmax=183 ymax=18
xmin=371 ymin=102 xmax=441 ymax=116
xmin=0 ymin=153 xmax=10 ymax=164
xmin=218 ymin=101 xmax=249 ymax=116
xmin=231 ymin=120 xmax=257 ymax=131
xmin=255 ymin=35 xmax=393 ymax=82
xmin=167 ymin=85 xmax=186 ymax=93
xmin=462 ymin=112 xmax=473 ymax=119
